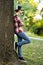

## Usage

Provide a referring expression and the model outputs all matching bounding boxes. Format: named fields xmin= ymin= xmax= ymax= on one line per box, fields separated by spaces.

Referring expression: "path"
xmin=29 ymin=36 xmax=43 ymax=41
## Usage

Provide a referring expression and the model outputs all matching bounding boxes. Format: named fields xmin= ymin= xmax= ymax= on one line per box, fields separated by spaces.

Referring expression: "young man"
xmin=13 ymin=6 xmax=30 ymax=60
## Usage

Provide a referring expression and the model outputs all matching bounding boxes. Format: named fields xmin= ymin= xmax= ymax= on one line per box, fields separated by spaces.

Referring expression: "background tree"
xmin=15 ymin=0 xmax=43 ymax=36
xmin=0 ymin=0 xmax=25 ymax=65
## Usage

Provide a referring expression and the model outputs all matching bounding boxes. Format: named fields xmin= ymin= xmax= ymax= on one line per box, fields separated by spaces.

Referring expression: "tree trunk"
xmin=0 ymin=0 xmax=25 ymax=65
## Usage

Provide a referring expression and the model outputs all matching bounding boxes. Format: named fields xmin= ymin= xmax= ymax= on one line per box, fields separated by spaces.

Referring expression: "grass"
xmin=22 ymin=39 xmax=43 ymax=65
xmin=14 ymin=32 xmax=43 ymax=65
xmin=27 ymin=31 xmax=43 ymax=38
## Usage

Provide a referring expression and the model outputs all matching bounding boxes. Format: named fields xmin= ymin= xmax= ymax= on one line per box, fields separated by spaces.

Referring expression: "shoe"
xmin=18 ymin=57 xmax=27 ymax=62
xmin=18 ymin=57 xmax=25 ymax=60
xmin=15 ymin=42 xmax=18 ymax=50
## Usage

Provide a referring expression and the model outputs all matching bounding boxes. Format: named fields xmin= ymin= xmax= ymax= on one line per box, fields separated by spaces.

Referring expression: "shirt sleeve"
xmin=17 ymin=17 xmax=24 ymax=27
xmin=13 ymin=16 xmax=17 ymax=22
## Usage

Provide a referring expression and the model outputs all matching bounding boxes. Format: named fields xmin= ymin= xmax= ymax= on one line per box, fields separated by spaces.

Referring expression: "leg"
xmin=17 ymin=36 xmax=22 ymax=57
xmin=17 ymin=32 xmax=30 ymax=46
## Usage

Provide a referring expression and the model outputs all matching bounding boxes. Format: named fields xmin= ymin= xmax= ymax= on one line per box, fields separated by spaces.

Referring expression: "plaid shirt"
xmin=13 ymin=14 xmax=24 ymax=34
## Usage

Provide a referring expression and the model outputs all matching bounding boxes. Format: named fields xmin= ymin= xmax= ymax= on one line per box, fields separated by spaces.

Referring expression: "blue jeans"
xmin=17 ymin=32 xmax=30 ymax=57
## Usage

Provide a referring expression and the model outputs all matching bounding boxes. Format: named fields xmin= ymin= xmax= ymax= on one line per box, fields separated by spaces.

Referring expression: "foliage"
xmin=14 ymin=0 xmax=43 ymax=36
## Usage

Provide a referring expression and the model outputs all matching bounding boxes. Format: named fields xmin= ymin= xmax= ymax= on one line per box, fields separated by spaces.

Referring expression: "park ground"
xmin=22 ymin=32 xmax=43 ymax=65
xmin=14 ymin=32 xmax=43 ymax=65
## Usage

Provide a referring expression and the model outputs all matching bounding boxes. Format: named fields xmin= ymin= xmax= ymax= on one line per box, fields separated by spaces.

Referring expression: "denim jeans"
xmin=17 ymin=32 xmax=30 ymax=57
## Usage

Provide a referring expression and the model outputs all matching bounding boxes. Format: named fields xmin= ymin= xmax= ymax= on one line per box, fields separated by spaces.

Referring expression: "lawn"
xmin=22 ymin=39 xmax=43 ymax=65
xmin=27 ymin=31 xmax=43 ymax=38
xmin=14 ymin=33 xmax=43 ymax=65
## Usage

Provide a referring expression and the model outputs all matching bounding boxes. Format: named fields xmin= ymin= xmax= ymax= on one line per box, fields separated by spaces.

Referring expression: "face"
xmin=19 ymin=10 xmax=22 ymax=14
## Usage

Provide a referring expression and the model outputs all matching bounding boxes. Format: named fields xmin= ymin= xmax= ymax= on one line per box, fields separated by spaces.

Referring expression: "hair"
xmin=15 ymin=9 xmax=21 ymax=12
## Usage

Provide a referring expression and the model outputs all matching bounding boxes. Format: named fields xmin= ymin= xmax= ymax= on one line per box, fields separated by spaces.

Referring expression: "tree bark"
xmin=0 ymin=0 xmax=25 ymax=65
